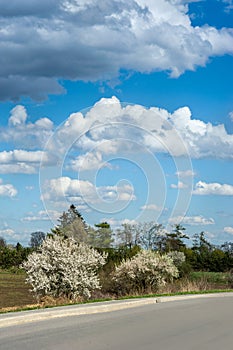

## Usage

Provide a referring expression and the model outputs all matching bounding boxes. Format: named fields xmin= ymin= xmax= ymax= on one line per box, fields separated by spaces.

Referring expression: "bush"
xmin=21 ymin=235 xmax=107 ymax=300
xmin=112 ymin=250 xmax=178 ymax=295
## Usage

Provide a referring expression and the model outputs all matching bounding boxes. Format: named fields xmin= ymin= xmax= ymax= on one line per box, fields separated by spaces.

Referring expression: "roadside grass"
xmin=0 ymin=269 xmax=36 ymax=309
xmin=189 ymin=271 xmax=229 ymax=286
xmin=0 ymin=269 xmax=232 ymax=314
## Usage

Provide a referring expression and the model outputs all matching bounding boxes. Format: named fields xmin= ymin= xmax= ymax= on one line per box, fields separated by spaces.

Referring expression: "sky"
xmin=0 ymin=0 xmax=233 ymax=246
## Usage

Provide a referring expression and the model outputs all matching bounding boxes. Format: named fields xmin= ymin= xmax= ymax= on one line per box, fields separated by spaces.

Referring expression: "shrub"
xmin=167 ymin=251 xmax=186 ymax=267
xmin=21 ymin=235 xmax=107 ymax=300
xmin=112 ymin=250 xmax=178 ymax=295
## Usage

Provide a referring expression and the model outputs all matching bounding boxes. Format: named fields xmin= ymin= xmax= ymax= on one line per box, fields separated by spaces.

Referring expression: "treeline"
xmin=1 ymin=205 xmax=233 ymax=272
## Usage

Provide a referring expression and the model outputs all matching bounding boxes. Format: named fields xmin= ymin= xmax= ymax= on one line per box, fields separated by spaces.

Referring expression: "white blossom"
xmin=167 ymin=251 xmax=186 ymax=267
xmin=21 ymin=235 xmax=107 ymax=300
xmin=113 ymin=250 xmax=178 ymax=294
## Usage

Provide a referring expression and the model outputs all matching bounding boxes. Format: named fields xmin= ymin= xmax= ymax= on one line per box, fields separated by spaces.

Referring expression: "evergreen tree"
xmin=51 ymin=205 xmax=88 ymax=243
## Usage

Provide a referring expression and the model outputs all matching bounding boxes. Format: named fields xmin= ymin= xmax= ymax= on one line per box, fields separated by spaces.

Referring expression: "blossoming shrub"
xmin=167 ymin=251 xmax=186 ymax=267
xmin=21 ymin=235 xmax=107 ymax=300
xmin=113 ymin=250 xmax=178 ymax=295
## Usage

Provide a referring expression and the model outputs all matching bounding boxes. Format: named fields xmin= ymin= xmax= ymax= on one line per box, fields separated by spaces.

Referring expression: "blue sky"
xmin=0 ymin=0 xmax=233 ymax=246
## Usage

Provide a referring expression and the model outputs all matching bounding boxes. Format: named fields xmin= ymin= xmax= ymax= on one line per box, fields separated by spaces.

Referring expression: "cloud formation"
xmin=0 ymin=0 xmax=232 ymax=100
xmin=51 ymin=96 xmax=233 ymax=163
xmin=169 ymin=215 xmax=215 ymax=225
xmin=224 ymin=226 xmax=233 ymax=234
xmin=0 ymin=179 xmax=17 ymax=197
xmin=42 ymin=176 xmax=135 ymax=207
xmin=193 ymin=181 xmax=233 ymax=195
xmin=2 ymin=97 xmax=233 ymax=177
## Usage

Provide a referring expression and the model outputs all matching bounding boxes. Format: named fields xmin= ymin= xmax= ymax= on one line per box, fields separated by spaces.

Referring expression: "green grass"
xmin=189 ymin=271 xmax=229 ymax=285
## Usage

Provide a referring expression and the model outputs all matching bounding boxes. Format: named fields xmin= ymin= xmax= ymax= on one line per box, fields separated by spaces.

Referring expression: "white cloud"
xmin=0 ymin=179 xmax=17 ymax=197
xmin=169 ymin=215 xmax=215 ymax=225
xmin=0 ymin=1 xmax=232 ymax=100
xmin=224 ymin=226 xmax=233 ymax=234
xmin=8 ymin=105 xmax=27 ymax=126
xmin=0 ymin=150 xmax=46 ymax=163
xmin=42 ymin=176 xmax=136 ymax=205
xmin=176 ymin=170 xmax=195 ymax=177
xmin=47 ymin=97 xmax=233 ymax=164
xmin=100 ymin=217 xmax=138 ymax=228
xmin=69 ymin=151 xmax=105 ymax=171
xmin=0 ymin=106 xmax=54 ymax=150
xmin=171 ymin=181 xmax=188 ymax=189
xmin=193 ymin=181 xmax=233 ymax=195
xmin=22 ymin=210 xmax=60 ymax=222
xmin=0 ymin=150 xmax=51 ymax=174
xmin=141 ymin=204 xmax=162 ymax=211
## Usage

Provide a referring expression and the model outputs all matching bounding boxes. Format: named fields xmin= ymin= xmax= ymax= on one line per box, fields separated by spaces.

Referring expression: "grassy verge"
xmin=0 ymin=269 xmax=36 ymax=309
xmin=0 ymin=269 xmax=232 ymax=314
xmin=1 ymin=288 xmax=233 ymax=314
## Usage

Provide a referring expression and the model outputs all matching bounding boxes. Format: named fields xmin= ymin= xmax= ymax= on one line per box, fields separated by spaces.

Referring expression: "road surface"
xmin=0 ymin=296 xmax=232 ymax=350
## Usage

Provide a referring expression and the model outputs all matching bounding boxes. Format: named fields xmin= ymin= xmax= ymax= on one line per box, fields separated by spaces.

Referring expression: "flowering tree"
xmin=167 ymin=251 xmax=186 ymax=267
xmin=21 ymin=235 xmax=107 ymax=300
xmin=113 ymin=250 xmax=178 ymax=295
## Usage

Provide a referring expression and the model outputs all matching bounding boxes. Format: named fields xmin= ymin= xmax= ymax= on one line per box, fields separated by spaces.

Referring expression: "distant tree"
xmin=29 ymin=231 xmax=46 ymax=249
xmin=165 ymin=224 xmax=189 ymax=251
xmin=139 ymin=222 xmax=167 ymax=251
xmin=88 ymin=222 xmax=114 ymax=248
xmin=0 ymin=236 xmax=6 ymax=248
xmin=221 ymin=242 xmax=233 ymax=256
xmin=51 ymin=205 xmax=88 ymax=243
xmin=116 ymin=223 xmax=141 ymax=249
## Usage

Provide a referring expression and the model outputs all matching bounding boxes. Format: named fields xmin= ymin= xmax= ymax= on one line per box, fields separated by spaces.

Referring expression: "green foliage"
xmin=29 ymin=231 xmax=46 ymax=248
xmin=0 ymin=245 xmax=32 ymax=269
xmin=88 ymin=222 xmax=114 ymax=248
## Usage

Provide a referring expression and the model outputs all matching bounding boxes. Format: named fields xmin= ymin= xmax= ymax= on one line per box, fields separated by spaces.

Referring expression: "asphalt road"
xmin=0 ymin=296 xmax=233 ymax=350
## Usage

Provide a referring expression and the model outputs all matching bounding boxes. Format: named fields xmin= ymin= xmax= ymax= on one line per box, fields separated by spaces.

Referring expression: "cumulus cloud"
xmin=193 ymin=181 xmax=233 ymax=195
xmin=0 ymin=0 xmax=232 ymax=100
xmin=0 ymin=105 xmax=54 ymax=149
xmin=50 ymin=97 xmax=233 ymax=164
xmin=171 ymin=181 xmax=188 ymax=189
xmin=8 ymin=105 xmax=27 ymax=126
xmin=224 ymin=226 xmax=233 ymax=234
xmin=69 ymin=151 xmax=105 ymax=171
xmin=169 ymin=215 xmax=215 ymax=225
xmin=0 ymin=179 xmax=17 ymax=197
xmin=0 ymin=150 xmax=51 ymax=174
xmin=2 ymin=97 xmax=233 ymax=176
xmin=42 ymin=176 xmax=136 ymax=205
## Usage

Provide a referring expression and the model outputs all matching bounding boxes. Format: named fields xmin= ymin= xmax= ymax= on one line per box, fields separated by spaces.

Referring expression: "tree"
xmin=21 ymin=235 xmax=107 ymax=300
xmin=116 ymin=223 xmax=144 ymax=249
xmin=29 ymin=231 xmax=46 ymax=249
xmin=52 ymin=205 xmax=88 ymax=243
xmin=0 ymin=236 xmax=6 ymax=248
xmin=139 ymin=222 xmax=167 ymax=251
xmin=113 ymin=250 xmax=178 ymax=295
xmin=165 ymin=224 xmax=189 ymax=251
xmin=88 ymin=222 xmax=114 ymax=248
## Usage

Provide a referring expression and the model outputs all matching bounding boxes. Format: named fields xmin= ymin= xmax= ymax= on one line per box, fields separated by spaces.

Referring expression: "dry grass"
xmin=0 ymin=269 xmax=36 ymax=309
xmin=0 ymin=269 xmax=231 ymax=313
